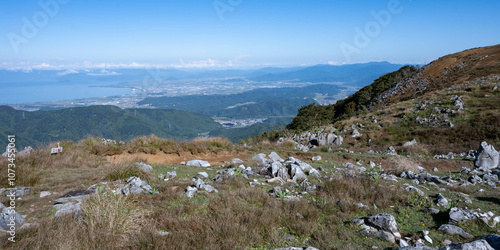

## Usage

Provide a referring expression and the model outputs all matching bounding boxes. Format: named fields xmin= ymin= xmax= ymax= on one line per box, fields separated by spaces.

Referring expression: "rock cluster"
xmin=448 ymin=207 xmax=500 ymax=227
xmin=434 ymin=150 xmax=476 ymax=160
xmin=2 ymin=146 xmax=32 ymax=157
xmin=398 ymin=236 xmax=498 ymax=249
xmin=474 ymin=141 xmax=500 ymax=170
xmin=0 ymin=202 xmax=25 ymax=231
xmin=354 ymin=213 xmax=401 ymax=244
xmin=135 ymin=162 xmax=153 ymax=173
xmin=53 ymin=177 xmax=155 ymax=216
xmin=53 ymin=187 xmax=96 ymax=217
xmin=3 ymin=187 xmax=31 ymax=197
xmin=277 ymin=129 xmax=342 ymax=152
xmin=253 ymin=152 xmax=321 ymax=185
xmin=122 ymin=177 xmax=153 ymax=195
xmin=100 ymin=138 xmax=124 ymax=145
xmin=184 ymin=173 xmax=218 ymax=197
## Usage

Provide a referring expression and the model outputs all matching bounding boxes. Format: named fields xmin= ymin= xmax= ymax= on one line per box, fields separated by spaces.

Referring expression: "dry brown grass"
xmin=80 ymin=188 xmax=144 ymax=249
xmin=318 ymin=175 xmax=407 ymax=211
xmin=1 ymin=189 xmax=144 ymax=250
xmin=81 ymin=137 xmax=124 ymax=156
xmin=413 ymin=113 xmax=500 ymax=155
xmin=401 ymin=144 xmax=431 ymax=157
xmin=384 ymin=156 xmax=420 ymax=175
xmin=125 ymin=135 xmax=233 ymax=155
xmin=127 ymin=175 xmax=407 ymax=249
xmin=0 ymin=168 xmax=411 ymax=249
xmin=105 ymin=162 xmax=153 ymax=182
xmin=0 ymin=142 xmax=109 ymax=188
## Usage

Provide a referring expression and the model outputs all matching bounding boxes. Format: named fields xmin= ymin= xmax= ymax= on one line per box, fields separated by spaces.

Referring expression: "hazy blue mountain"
xmin=0 ymin=62 xmax=402 ymax=84
xmin=247 ymin=62 xmax=404 ymax=86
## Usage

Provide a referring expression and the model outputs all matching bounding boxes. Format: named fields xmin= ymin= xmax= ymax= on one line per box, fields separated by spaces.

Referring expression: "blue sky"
xmin=1 ymin=0 xmax=499 ymax=70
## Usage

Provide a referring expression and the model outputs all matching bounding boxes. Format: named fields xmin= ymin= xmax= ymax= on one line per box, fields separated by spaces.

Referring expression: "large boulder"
xmin=357 ymin=229 xmax=395 ymax=243
xmin=480 ymin=234 xmax=500 ymax=249
xmin=438 ymin=224 xmax=473 ymax=239
xmin=54 ymin=202 xmax=81 ymax=217
xmin=135 ymin=162 xmax=153 ymax=173
xmin=122 ymin=177 xmax=152 ymax=195
xmin=268 ymin=152 xmax=284 ymax=162
xmin=231 ymin=158 xmax=244 ymax=164
xmin=403 ymin=139 xmax=418 ymax=147
xmin=436 ymin=193 xmax=449 ymax=207
xmin=186 ymin=160 xmax=211 ymax=167
xmin=387 ymin=146 xmax=398 ymax=155
xmin=317 ymin=132 xmax=343 ymax=146
xmin=185 ymin=186 xmax=197 ymax=197
xmin=17 ymin=146 xmax=33 ymax=157
xmin=2 ymin=145 xmax=14 ymax=157
xmin=5 ymin=187 xmax=31 ymax=197
xmin=443 ymin=239 xmax=494 ymax=250
xmin=290 ymin=165 xmax=307 ymax=182
xmin=252 ymin=154 xmax=268 ymax=165
xmin=366 ymin=213 xmax=399 ymax=234
xmin=0 ymin=202 xmax=25 ymax=230
xmin=53 ymin=188 xmax=96 ymax=203
xmin=474 ymin=142 xmax=500 ymax=170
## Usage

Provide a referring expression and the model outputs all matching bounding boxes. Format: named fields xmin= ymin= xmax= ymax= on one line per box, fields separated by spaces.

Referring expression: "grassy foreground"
xmin=1 ymin=136 xmax=499 ymax=249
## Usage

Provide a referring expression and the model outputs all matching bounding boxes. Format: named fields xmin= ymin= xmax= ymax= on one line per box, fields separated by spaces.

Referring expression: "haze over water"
xmin=0 ymin=82 xmax=132 ymax=104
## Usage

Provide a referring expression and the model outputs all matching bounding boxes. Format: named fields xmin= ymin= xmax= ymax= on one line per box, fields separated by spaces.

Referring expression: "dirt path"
xmin=106 ymin=151 xmax=248 ymax=165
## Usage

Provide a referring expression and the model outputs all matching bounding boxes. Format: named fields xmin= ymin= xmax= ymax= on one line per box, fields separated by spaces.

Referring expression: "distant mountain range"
xmin=246 ymin=62 xmax=403 ymax=86
xmin=0 ymin=62 xmax=403 ymax=86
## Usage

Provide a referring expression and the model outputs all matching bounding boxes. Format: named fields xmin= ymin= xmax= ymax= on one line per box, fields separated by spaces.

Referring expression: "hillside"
xmin=0 ymin=105 xmax=224 ymax=147
xmin=287 ymin=45 xmax=500 ymax=154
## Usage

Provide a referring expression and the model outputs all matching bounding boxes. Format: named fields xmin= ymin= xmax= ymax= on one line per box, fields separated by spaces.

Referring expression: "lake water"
xmin=0 ymin=82 xmax=132 ymax=104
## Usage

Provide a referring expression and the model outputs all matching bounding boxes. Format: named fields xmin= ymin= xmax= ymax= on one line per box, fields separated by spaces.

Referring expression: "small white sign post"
xmin=51 ymin=143 xmax=63 ymax=155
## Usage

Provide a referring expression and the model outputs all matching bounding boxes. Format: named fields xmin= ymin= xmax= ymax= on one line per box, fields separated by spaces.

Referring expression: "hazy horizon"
xmin=1 ymin=0 xmax=499 ymax=72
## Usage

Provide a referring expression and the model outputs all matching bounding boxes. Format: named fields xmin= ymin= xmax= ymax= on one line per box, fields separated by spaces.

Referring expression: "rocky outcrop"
xmin=53 ymin=187 xmax=96 ymax=217
xmin=135 ymin=162 xmax=153 ymax=173
xmin=231 ymin=158 xmax=244 ymax=164
xmin=4 ymin=187 xmax=31 ymax=197
xmin=186 ymin=160 xmax=211 ymax=167
xmin=252 ymin=153 xmax=321 ymax=186
xmin=278 ymin=129 xmax=342 ymax=152
xmin=474 ymin=141 xmax=500 ymax=170
xmin=438 ymin=224 xmax=472 ymax=239
xmin=185 ymin=176 xmax=218 ymax=197
xmin=0 ymin=202 xmax=25 ymax=231
xmin=269 ymin=152 xmax=284 ymax=162
xmin=448 ymin=207 xmax=500 ymax=227
xmin=443 ymin=239 xmax=494 ymax=250
xmin=354 ymin=213 xmax=401 ymax=243
xmin=403 ymin=139 xmax=418 ymax=147
xmin=122 ymin=177 xmax=153 ymax=195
